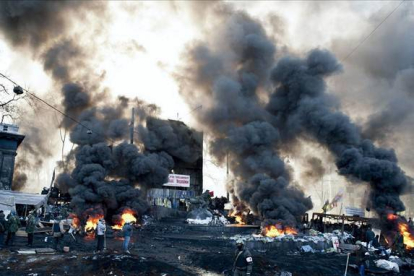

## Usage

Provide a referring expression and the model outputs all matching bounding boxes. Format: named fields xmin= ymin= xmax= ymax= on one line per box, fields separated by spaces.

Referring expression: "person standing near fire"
xmin=96 ymin=218 xmax=106 ymax=253
xmin=122 ymin=221 xmax=133 ymax=254
xmin=52 ymin=216 xmax=65 ymax=250
xmin=25 ymin=211 xmax=36 ymax=247
xmin=233 ymin=239 xmax=253 ymax=276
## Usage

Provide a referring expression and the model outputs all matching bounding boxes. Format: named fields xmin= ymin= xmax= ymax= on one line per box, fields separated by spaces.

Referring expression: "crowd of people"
xmin=0 ymin=209 xmax=136 ymax=254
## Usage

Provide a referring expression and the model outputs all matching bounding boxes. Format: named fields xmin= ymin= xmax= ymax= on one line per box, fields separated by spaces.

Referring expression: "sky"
xmin=0 ymin=1 xmax=413 ymax=215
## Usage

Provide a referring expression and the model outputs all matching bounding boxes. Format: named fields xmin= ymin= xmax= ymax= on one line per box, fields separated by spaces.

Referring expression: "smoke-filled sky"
xmin=0 ymin=1 xmax=413 ymax=216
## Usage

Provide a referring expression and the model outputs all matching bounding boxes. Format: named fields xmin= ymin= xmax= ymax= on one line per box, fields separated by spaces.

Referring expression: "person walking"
xmin=355 ymin=241 xmax=368 ymax=276
xmin=0 ymin=211 xmax=6 ymax=249
xmin=233 ymin=239 xmax=253 ymax=276
xmin=26 ymin=211 xmax=36 ymax=247
xmin=96 ymin=218 xmax=106 ymax=253
xmin=5 ymin=211 xmax=21 ymax=246
xmin=122 ymin=222 xmax=133 ymax=254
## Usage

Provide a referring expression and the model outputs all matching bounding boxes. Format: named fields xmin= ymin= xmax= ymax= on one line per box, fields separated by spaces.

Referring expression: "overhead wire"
xmin=341 ymin=0 xmax=406 ymax=63
xmin=0 ymin=72 xmax=116 ymax=145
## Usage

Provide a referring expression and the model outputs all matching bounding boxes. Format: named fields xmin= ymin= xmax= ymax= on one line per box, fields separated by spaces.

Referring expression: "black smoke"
xmin=56 ymin=97 xmax=200 ymax=222
xmin=179 ymin=11 xmax=313 ymax=226
xmin=179 ymin=5 xmax=410 ymax=226
xmin=138 ymin=117 xmax=202 ymax=164
xmin=0 ymin=1 xmax=108 ymax=190
xmin=268 ymin=49 xmax=408 ymax=220
xmin=0 ymin=1 xmax=104 ymax=50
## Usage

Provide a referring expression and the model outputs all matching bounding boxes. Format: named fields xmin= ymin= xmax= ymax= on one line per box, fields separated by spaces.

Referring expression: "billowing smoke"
xmin=179 ymin=5 xmax=409 ymax=226
xmin=0 ymin=1 xmax=105 ymax=50
xmin=0 ymin=1 xmax=108 ymax=190
xmin=179 ymin=11 xmax=313 ymax=226
xmin=301 ymin=157 xmax=325 ymax=183
xmin=138 ymin=117 xmax=202 ymax=164
xmin=268 ymin=49 xmax=408 ymax=220
xmin=56 ymin=96 xmax=201 ymax=223
xmin=12 ymin=161 xmax=27 ymax=191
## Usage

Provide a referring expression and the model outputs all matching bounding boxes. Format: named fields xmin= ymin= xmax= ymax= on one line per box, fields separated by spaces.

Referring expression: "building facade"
xmin=0 ymin=123 xmax=25 ymax=190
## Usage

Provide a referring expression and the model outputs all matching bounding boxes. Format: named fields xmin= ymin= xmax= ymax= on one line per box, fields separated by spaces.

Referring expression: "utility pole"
xmin=226 ymin=152 xmax=229 ymax=201
xmin=130 ymin=107 xmax=135 ymax=144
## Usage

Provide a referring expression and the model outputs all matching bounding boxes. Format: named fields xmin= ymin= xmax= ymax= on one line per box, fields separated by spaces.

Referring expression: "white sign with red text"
xmin=163 ymin=174 xmax=190 ymax=188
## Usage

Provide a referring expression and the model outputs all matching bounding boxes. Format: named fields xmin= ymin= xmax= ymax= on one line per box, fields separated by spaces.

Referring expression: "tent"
xmin=0 ymin=190 xmax=47 ymax=216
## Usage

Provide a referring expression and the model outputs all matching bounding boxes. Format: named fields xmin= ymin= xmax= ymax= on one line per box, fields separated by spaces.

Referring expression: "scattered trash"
xmin=300 ymin=245 xmax=315 ymax=253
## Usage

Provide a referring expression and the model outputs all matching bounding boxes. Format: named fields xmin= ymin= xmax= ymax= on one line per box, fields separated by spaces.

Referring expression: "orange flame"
xmin=263 ymin=224 xmax=297 ymax=238
xmin=112 ymin=209 xmax=137 ymax=230
xmin=229 ymin=210 xmax=246 ymax=225
xmin=398 ymin=222 xmax=414 ymax=249
xmin=388 ymin=214 xmax=398 ymax=220
xmin=85 ymin=214 xmax=104 ymax=233
xmin=387 ymin=213 xmax=414 ymax=249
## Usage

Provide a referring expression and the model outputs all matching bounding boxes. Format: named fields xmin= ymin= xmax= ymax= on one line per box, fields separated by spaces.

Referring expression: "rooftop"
xmin=0 ymin=123 xmax=19 ymax=134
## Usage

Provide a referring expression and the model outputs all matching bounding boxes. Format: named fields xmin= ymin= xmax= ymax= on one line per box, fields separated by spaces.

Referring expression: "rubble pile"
xmin=229 ymin=229 xmax=354 ymax=246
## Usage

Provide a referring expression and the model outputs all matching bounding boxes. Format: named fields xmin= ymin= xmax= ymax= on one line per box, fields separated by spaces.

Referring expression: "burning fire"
xmin=263 ymin=224 xmax=297 ymax=238
xmin=85 ymin=214 xmax=104 ymax=233
xmin=387 ymin=213 xmax=414 ymax=249
xmin=112 ymin=209 xmax=137 ymax=230
xmin=398 ymin=222 xmax=414 ymax=249
xmin=387 ymin=214 xmax=399 ymax=220
xmin=229 ymin=210 xmax=246 ymax=225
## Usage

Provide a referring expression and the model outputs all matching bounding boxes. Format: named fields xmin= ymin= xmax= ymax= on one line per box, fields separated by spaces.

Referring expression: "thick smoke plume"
xmin=179 ymin=5 xmax=409 ymax=225
xmin=138 ymin=117 xmax=203 ymax=164
xmin=268 ymin=49 xmax=408 ymax=220
xmin=0 ymin=1 xmax=105 ymax=50
xmin=56 ymin=96 xmax=201 ymax=222
xmin=179 ymin=11 xmax=313 ymax=226
xmin=0 ymin=1 xmax=108 ymax=190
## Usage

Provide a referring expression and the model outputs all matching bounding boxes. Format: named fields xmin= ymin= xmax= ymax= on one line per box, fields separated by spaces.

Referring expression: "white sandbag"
xmin=375 ymin=259 xmax=400 ymax=273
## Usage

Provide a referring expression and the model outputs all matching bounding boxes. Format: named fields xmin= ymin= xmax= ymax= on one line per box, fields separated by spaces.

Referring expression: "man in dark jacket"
xmin=365 ymin=226 xmax=375 ymax=248
xmin=0 ymin=211 xmax=6 ymax=248
xmin=233 ymin=239 xmax=253 ymax=276
xmin=26 ymin=211 xmax=36 ymax=247
xmin=5 ymin=211 xmax=21 ymax=246
xmin=355 ymin=241 xmax=368 ymax=276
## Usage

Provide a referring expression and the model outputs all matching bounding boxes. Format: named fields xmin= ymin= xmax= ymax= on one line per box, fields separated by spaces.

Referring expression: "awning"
xmin=0 ymin=190 xmax=47 ymax=211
